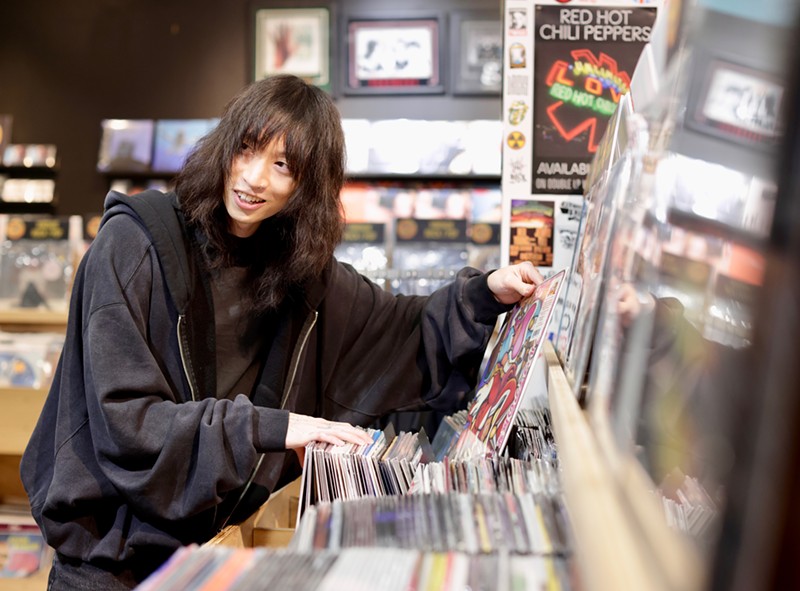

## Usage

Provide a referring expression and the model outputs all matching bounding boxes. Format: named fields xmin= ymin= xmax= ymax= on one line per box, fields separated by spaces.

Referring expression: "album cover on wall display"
xmin=152 ymin=118 xmax=218 ymax=173
xmin=97 ymin=119 xmax=154 ymax=172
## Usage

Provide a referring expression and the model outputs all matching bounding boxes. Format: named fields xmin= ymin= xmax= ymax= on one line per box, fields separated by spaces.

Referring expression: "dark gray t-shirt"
xmin=210 ymin=265 xmax=263 ymax=399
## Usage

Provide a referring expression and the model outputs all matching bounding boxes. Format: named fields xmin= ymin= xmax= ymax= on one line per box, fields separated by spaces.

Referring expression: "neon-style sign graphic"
xmin=544 ymin=48 xmax=632 ymax=153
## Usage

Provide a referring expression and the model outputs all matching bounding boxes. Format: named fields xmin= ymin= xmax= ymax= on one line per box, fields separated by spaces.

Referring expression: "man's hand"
xmin=617 ymin=282 xmax=655 ymax=328
xmin=487 ymin=261 xmax=544 ymax=305
xmin=285 ymin=413 xmax=373 ymax=450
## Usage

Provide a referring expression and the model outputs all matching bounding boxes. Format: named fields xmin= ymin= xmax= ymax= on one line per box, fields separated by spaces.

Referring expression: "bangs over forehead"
xmin=227 ymin=74 xmax=333 ymax=179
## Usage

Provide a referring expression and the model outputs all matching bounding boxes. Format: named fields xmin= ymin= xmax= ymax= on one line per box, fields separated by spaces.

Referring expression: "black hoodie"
xmin=20 ymin=190 xmax=509 ymax=583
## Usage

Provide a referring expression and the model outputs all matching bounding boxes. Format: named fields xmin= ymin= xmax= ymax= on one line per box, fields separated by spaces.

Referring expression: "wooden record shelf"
xmin=0 ymin=388 xmax=48 ymax=456
xmin=543 ymin=342 xmax=704 ymax=591
xmin=0 ymin=309 xmax=68 ymax=333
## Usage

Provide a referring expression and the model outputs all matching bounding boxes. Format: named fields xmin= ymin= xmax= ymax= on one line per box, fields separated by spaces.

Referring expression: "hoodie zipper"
xmin=217 ymin=309 xmax=319 ymax=531
xmin=177 ymin=314 xmax=198 ymax=401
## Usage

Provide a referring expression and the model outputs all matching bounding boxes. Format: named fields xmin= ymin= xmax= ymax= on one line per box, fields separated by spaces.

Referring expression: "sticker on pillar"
xmin=509 ymin=199 xmax=554 ymax=268
xmin=506 ymin=131 xmax=526 ymax=150
xmin=509 ymin=43 xmax=527 ymax=69
xmin=507 ymin=158 xmax=528 ymax=184
xmin=507 ymin=100 xmax=530 ymax=126
xmin=508 ymin=7 xmax=528 ymax=36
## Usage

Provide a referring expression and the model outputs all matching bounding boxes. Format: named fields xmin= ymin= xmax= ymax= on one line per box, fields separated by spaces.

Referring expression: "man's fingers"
xmin=286 ymin=413 xmax=372 ymax=449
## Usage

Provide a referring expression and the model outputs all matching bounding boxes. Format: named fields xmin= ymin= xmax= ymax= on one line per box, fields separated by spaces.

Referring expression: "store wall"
xmin=0 ymin=0 xmax=501 ymax=217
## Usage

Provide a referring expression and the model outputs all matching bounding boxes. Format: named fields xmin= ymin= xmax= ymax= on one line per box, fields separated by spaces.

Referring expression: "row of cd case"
xmin=292 ymin=490 xmax=571 ymax=557
xmin=409 ymin=455 xmax=561 ymax=498
xmin=297 ymin=403 xmax=564 ymax=515
xmin=139 ymin=546 xmax=573 ymax=591
xmin=297 ymin=424 xmax=434 ymax=521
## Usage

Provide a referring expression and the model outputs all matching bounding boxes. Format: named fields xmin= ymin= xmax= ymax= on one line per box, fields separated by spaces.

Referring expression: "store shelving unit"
xmin=544 ymin=342 xmax=704 ymax=591
xmin=0 ymin=310 xmax=65 ymax=590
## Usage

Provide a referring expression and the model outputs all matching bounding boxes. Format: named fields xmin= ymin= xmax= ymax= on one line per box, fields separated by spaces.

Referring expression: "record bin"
xmin=205 ymin=478 xmax=301 ymax=550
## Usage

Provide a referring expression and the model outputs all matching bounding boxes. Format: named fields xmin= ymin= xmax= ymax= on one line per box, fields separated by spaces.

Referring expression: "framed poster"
xmin=450 ymin=11 xmax=502 ymax=96
xmin=689 ymin=55 xmax=784 ymax=149
xmin=531 ymin=3 xmax=657 ymax=195
xmin=253 ymin=7 xmax=330 ymax=90
xmin=342 ymin=13 xmax=445 ymax=95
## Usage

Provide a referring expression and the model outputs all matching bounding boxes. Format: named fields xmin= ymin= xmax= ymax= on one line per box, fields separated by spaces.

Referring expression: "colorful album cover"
xmin=461 ymin=269 xmax=566 ymax=454
xmin=97 ymin=119 xmax=155 ymax=172
xmin=152 ymin=119 xmax=219 ymax=173
xmin=564 ymin=153 xmax=633 ymax=398
xmin=0 ymin=524 xmax=47 ymax=578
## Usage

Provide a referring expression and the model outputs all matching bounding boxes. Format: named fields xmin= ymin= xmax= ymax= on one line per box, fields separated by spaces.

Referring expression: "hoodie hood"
xmin=102 ymin=190 xmax=193 ymax=314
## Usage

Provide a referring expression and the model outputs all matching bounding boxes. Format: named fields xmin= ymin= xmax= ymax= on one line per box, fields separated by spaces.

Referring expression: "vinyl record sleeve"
xmin=97 ymin=119 xmax=154 ymax=172
xmin=460 ymin=269 xmax=566 ymax=455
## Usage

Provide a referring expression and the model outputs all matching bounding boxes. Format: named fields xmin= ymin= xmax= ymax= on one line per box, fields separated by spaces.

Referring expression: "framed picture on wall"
xmin=688 ymin=53 xmax=784 ymax=150
xmin=342 ymin=13 xmax=445 ymax=95
xmin=253 ymin=7 xmax=330 ymax=91
xmin=450 ymin=11 xmax=502 ymax=96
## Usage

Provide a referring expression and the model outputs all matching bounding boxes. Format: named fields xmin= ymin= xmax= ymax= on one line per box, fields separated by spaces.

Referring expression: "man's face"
xmin=223 ymin=136 xmax=296 ymax=238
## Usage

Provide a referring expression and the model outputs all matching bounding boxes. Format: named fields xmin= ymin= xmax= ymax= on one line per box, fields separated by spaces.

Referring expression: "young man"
xmin=21 ymin=74 xmax=542 ymax=589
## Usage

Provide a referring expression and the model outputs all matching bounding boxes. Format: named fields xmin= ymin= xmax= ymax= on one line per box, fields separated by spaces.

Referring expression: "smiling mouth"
xmin=235 ymin=190 xmax=265 ymax=205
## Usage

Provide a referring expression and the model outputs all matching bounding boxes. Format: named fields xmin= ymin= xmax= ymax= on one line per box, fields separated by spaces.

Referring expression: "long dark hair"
xmin=175 ymin=74 xmax=346 ymax=312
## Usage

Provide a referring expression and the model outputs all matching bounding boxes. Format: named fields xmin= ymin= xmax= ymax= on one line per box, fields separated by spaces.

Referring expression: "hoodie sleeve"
xmin=74 ymin=213 xmax=289 ymax=523
xmin=318 ymin=261 xmax=510 ymax=425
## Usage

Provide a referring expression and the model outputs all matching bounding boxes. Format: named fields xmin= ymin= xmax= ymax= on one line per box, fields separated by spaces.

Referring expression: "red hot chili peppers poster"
xmin=532 ymin=4 xmax=656 ymax=195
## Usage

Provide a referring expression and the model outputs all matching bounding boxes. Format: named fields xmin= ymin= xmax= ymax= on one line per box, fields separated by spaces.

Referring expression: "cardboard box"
xmin=205 ymin=478 xmax=299 ymax=549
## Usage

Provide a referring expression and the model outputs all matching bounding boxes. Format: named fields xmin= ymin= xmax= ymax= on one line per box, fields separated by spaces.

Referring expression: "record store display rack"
xmin=137 ymin=2 xmax=800 ymax=590
xmin=134 ymin=267 xmax=578 ymax=590
xmin=3 ymin=1 xmax=800 ymax=589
